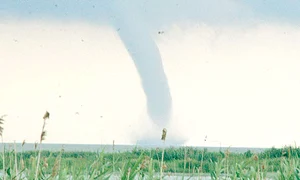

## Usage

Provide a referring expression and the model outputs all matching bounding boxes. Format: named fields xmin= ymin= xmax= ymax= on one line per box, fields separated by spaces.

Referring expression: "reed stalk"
xmin=0 ymin=115 xmax=6 ymax=180
xmin=160 ymin=128 xmax=167 ymax=180
xmin=14 ymin=141 xmax=18 ymax=180
xmin=34 ymin=111 xmax=49 ymax=180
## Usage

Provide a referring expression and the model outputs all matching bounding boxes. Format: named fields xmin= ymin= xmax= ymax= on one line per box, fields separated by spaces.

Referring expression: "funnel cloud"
xmin=110 ymin=2 xmax=172 ymax=127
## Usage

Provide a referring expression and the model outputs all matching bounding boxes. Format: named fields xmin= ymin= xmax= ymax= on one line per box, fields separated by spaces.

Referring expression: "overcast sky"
xmin=1 ymin=0 xmax=300 ymax=148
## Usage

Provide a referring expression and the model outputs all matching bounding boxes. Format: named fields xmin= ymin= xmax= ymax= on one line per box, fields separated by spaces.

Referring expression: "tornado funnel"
xmin=110 ymin=2 xmax=172 ymax=127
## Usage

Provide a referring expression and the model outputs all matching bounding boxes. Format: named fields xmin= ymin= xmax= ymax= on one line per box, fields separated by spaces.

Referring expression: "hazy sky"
xmin=1 ymin=0 xmax=300 ymax=148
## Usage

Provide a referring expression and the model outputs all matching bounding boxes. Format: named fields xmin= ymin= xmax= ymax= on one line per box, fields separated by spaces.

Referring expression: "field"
xmin=1 ymin=115 xmax=300 ymax=179
xmin=0 ymin=144 xmax=300 ymax=179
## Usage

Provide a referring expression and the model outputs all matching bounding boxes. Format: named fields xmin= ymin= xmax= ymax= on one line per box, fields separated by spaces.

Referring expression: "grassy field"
xmin=1 ymin=114 xmax=300 ymax=179
xmin=1 ymin=143 xmax=300 ymax=179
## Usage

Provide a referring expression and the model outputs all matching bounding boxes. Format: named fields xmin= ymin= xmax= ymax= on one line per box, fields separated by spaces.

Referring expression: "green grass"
xmin=2 ymin=113 xmax=300 ymax=179
xmin=0 ymin=145 xmax=299 ymax=179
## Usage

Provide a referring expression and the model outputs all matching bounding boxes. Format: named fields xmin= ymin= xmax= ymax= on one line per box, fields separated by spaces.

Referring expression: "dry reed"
xmin=34 ymin=111 xmax=50 ymax=180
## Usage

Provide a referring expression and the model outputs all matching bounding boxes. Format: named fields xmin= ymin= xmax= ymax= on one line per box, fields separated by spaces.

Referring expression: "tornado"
xmin=110 ymin=2 xmax=172 ymax=127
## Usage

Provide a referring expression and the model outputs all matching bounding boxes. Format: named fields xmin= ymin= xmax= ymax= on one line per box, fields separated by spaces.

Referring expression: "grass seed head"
xmin=43 ymin=157 xmax=48 ymax=168
xmin=0 ymin=115 xmax=6 ymax=137
xmin=253 ymin=154 xmax=259 ymax=161
xmin=225 ymin=149 xmax=230 ymax=158
xmin=40 ymin=131 xmax=47 ymax=142
xmin=162 ymin=163 xmax=167 ymax=170
xmin=161 ymin=128 xmax=167 ymax=141
xmin=43 ymin=111 xmax=50 ymax=120
xmin=34 ymin=141 xmax=38 ymax=150
xmin=0 ymin=126 xmax=3 ymax=137
xmin=140 ymin=156 xmax=150 ymax=169
xmin=127 ymin=167 xmax=131 ymax=176
xmin=51 ymin=157 xmax=60 ymax=177
xmin=113 ymin=140 xmax=115 ymax=151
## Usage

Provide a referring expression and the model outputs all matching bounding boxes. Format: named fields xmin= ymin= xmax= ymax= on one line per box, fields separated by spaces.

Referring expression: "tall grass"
xmin=160 ymin=128 xmax=167 ymax=180
xmin=0 ymin=115 xmax=6 ymax=180
xmin=2 ymin=112 xmax=300 ymax=179
xmin=34 ymin=111 xmax=49 ymax=180
xmin=0 ymin=144 xmax=300 ymax=179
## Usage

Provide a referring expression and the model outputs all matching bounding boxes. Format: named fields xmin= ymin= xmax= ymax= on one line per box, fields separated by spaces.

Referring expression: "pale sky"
xmin=1 ymin=0 xmax=300 ymax=148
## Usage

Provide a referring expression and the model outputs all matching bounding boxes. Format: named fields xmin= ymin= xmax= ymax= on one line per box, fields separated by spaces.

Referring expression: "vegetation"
xmin=1 ymin=113 xmax=300 ymax=179
xmin=0 ymin=144 xmax=299 ymax=179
